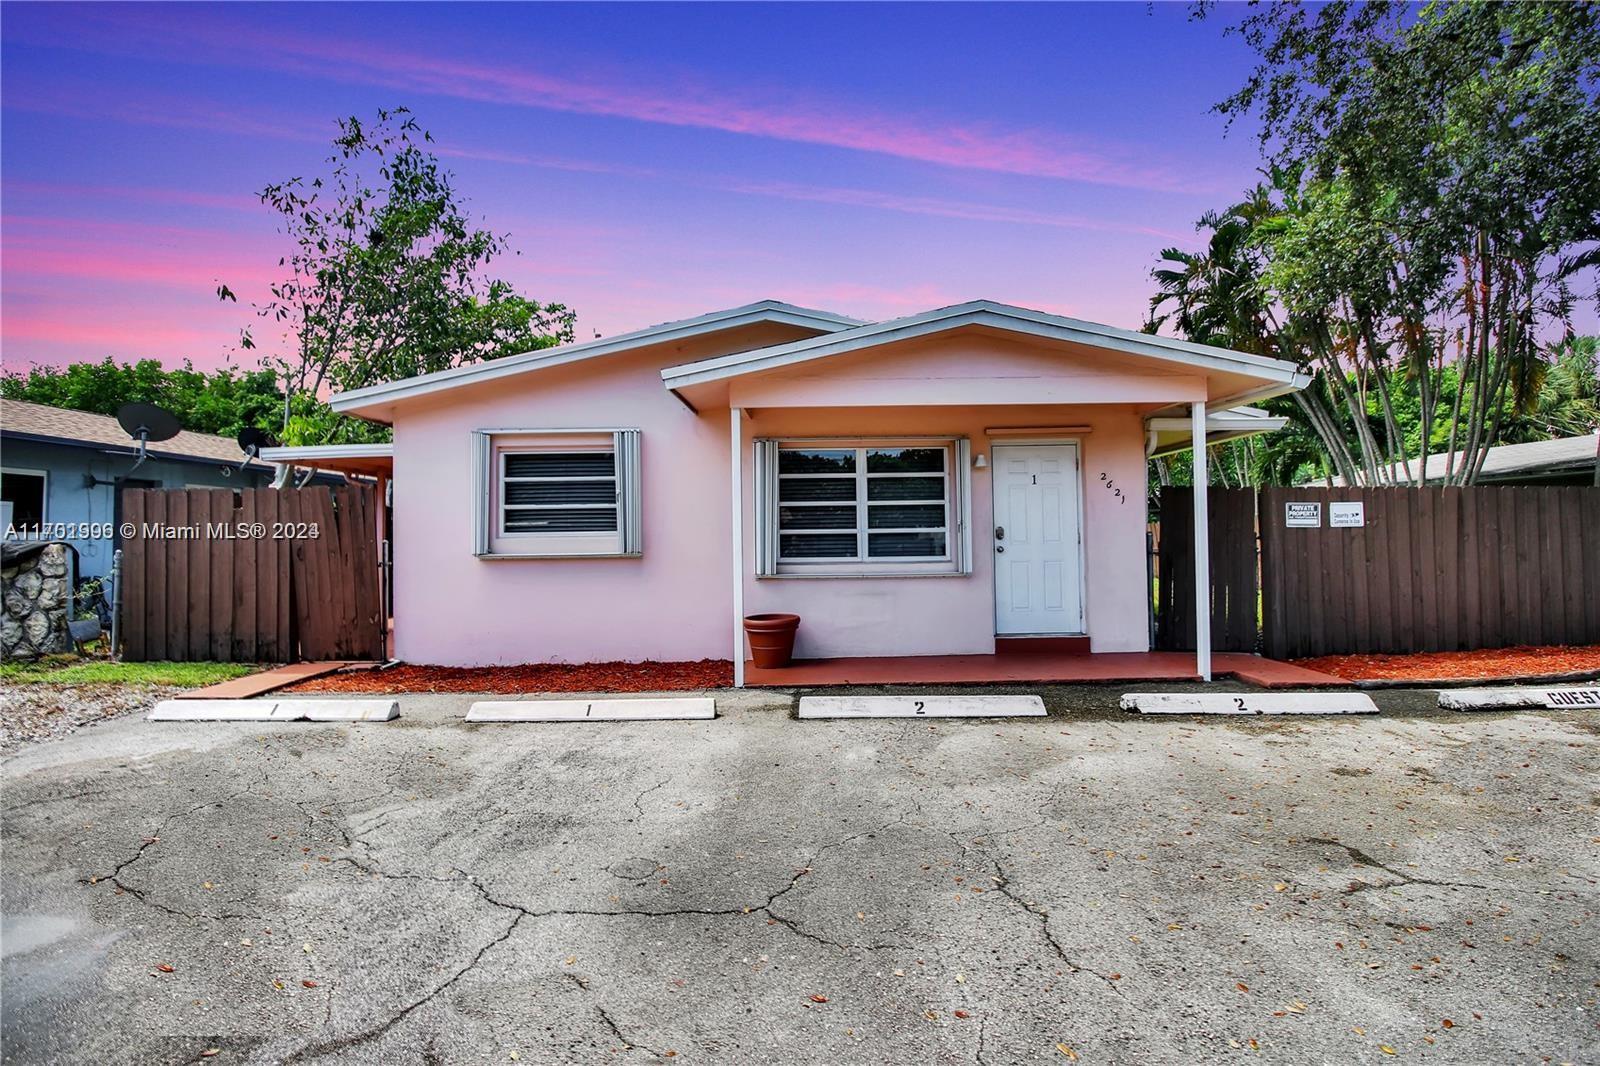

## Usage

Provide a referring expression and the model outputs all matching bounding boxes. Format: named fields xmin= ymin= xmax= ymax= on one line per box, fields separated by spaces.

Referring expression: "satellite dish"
xmin=237 ymin=426 xmax=276 ymax=457
xmin=116 ymin=403 xmax=182 ymax=443
xmin=235 ymin=426 xmax=277 ymax=473
xmin=115 ymin=402 xmax=182 ymax=477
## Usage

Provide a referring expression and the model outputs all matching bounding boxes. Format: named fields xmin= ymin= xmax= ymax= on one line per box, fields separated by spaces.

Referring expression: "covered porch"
xmin=661 ymin=304 xmax=1311 ymax=688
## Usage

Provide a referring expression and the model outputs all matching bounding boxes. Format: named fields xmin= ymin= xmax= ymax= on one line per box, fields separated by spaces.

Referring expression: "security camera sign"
xmin=1330 ymin=502 xmax=1366 ymax=528
xmin=1284 ymin=502 xmax=1322 ymax=527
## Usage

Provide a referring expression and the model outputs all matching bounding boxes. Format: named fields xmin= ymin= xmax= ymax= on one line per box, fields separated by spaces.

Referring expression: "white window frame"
xmin=754 ymin=437 xmax=972 ymax=578
xmin=473 ymin=429 xmax=641 ymax=558
xmin=1 ymin=467 xmax=48 ymax=536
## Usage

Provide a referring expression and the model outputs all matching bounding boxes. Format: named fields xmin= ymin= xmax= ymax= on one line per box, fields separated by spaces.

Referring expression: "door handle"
xmin=996 ymin=545 xmax=1005 ymax=553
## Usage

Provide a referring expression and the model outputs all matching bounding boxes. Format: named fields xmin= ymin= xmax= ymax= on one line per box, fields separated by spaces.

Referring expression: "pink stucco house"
xmin=317 ymin=300 xmax=1307 ymax=684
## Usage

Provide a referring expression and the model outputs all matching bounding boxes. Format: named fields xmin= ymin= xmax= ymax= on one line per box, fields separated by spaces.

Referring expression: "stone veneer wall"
xmin=2 ymin=543 xmax=72 ymax=661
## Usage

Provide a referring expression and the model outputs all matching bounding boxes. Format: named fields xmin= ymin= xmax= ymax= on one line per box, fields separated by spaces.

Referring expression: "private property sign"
xmin=1285 ymin=502 xmax=1322 ymax=527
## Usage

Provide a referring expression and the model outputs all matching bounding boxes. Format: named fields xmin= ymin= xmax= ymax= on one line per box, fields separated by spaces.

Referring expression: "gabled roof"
xmin=331 ymin=299 xmax=862 ymax=414
xmin=0 ymin=398 xmax=268 ymax=469
xmin=660 ymin=300 xmax=1310 ymax=397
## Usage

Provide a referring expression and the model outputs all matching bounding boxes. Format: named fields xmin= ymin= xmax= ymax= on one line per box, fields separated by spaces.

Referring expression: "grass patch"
xmin=0 ymin=658 xmax=259 ymax=688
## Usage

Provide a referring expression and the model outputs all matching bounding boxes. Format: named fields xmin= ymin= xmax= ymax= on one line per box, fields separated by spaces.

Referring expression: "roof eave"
xmin=330 ymin=301 xmax=860 ymax=416
xmin=661 ymin=303 xmax=1307 ymax=391
xmin=0 ymin=428 xmax=267 ymax=470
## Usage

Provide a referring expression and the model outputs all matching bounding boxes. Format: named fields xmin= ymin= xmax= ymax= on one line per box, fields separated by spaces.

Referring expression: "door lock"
xmin=994 ymin=525 xmax=1005 ymax=540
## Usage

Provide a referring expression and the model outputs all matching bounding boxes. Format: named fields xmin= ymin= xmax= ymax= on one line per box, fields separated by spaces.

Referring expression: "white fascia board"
xmin=1146 ymin=409 xmax=1289 ymax=433
xmin=259 ymin=443 xmax=394 ymax=462
xmin=329 ymin=301 xmax=861 ymax=414
xmin=1145 ymin=407 xmax=1290 ymax=459
xmin=1146 ymin=376 xmax=1313 ymax=422
xmin=660 ymin=300 xmax=1305 ymax=389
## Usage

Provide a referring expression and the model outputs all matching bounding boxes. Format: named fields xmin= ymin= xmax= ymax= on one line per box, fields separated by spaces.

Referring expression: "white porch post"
xmin=1190 ymin=400 xmax=1212 ymax=681
xmin=731 ymin=406 xmax=745 ymax=688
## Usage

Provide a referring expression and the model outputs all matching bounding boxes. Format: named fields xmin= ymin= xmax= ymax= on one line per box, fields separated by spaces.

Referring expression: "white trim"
xmin=1 ymin=466 xmax=49 ymax=528
xmin=1190 ymin=402 xmax=1212 ymax=681
xmin=1145 ymin=408 xmax=1290 ymax=459
xmin=259 ymin=443 xmax=393 ymax=463
xmin=661 ymin=300 xmax=1306 ymax=390
xmin=752 ymin=439 xmax=778 ymax=576
xmin=331 ymin=301 xmax=861 ymax=414
xmin=985 ymin=425 xmax=1094 ymax=438
xmin=472 ymin=431 xmax=491 ymax=554
xmin=731 ymin=407 xmax=745 ymax=689
xmin=955 ymin=437 xmax=973 ymax=575
xmin=765 ymin=439 xmax=962 ymax=576
xmin=473 ymin=429 xmax=639 ymax=558
xmin=990 ymin=441 xmax=1087 ymax=636
xmin=617 ymin=429 xmax=643 ymax=555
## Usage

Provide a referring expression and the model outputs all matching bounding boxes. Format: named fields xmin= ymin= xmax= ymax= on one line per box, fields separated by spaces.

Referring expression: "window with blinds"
xmin=500 ymin=451 xmax=618 ymax=534
xmin=474 ymin=430 xmax=641 ymax=557
xmin=754 ymin=438 xmax=971 ymax=577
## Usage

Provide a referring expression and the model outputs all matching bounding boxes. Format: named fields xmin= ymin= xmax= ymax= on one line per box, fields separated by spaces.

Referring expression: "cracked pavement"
xmin=2 ymin=686 xmax=1597 ymax=1064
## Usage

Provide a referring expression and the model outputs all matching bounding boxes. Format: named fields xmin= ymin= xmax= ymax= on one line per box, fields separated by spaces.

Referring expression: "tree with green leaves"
xmin=1164 ymin=1 xmax=1600 ymax=485
xmin=1 ymin=357 xmax=284 ymax=438
xmin=221 ymin=107 xmax=575 ymax=445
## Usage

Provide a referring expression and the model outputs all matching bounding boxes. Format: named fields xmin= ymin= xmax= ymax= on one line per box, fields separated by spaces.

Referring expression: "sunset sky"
xmin=2 ymin=2 xmax=1277 ymax=373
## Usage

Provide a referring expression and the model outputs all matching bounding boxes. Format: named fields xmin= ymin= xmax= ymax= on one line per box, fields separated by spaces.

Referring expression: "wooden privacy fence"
xmin=1153 ymin=487 xmax=1260 ymax=652
xmin=1260 ymin=486 xmax=1600 ymax=659
xmin=120 ymin=485 xmax=384 ymax=663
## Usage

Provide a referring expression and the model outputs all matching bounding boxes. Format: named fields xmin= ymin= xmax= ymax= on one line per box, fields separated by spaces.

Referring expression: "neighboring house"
xmin=1325 ymin=432 xmax=1600 ymax=487
xmin=1 ymin=398 xmax=281 ymax=581
xmin=313 ymin=299 xmax=1308 ymax=682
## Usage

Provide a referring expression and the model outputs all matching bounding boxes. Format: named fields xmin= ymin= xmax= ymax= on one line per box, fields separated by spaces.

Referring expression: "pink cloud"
xmin=2 ymin=179 xmax=262 ymax=213
xmin=3 ymin=241 xmax=278 ymax=291
xmin=2 ymin=213 xmax=269 ymax=245
xmin=721 ymin=180 xmax=1190 ymax=241
xmin=6 ymin=78 xmax=659 ymax=182
xmin=2 ymin=82 xmax=332 ymax=145
xmin=1 ymin=313 xmax=226 ymax=351
xmin=64 ymin=10 xmax=1193 ymax=192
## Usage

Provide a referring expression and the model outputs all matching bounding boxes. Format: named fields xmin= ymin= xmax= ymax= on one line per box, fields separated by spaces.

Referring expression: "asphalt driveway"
xmin=2 ymin=686 xmax=1596 ymax=1065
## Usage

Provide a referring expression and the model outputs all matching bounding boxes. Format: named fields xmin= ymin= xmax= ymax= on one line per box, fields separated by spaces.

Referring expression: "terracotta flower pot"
xmin=743 ymin=613 xmax=801 ymax=669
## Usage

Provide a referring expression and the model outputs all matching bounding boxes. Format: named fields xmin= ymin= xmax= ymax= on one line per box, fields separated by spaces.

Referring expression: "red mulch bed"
xmin=286 ymin=659 xmax=734 ymax=694
xmin=1293 ymin=644 xmax=1600 ymax=683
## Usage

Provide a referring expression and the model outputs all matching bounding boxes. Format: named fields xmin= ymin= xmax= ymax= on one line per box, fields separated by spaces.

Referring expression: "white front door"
xmin=991 ymin=444 xmax=1084 ymax=635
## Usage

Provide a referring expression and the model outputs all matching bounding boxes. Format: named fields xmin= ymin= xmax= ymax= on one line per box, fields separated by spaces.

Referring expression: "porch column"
xmin=730 ymin=406 xmax=745 ymax=688
xmin=1190 ymin=401 xmax=1212 ymax=681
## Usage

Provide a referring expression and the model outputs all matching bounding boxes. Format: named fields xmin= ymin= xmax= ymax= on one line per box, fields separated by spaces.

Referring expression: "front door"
xmin=992 ymin=444 xmax=1084 ymax=635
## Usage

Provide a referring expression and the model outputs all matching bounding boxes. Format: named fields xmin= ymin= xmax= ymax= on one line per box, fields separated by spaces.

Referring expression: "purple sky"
xmin=2 ymin=2 xmax=1276 ymax=373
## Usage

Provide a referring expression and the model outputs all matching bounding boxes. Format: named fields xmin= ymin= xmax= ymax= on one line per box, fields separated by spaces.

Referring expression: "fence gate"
xmin=1260 ymin=486 xmax=1600 ymax=660
xmin=119 ymin=485 xmax=385 ymax=663
xmin=1153 ymin=487 xmax=1260 ymax=652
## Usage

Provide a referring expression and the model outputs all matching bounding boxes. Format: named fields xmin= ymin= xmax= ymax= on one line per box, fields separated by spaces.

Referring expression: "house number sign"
xmin=1097 ymin=472 xmax=1126 ymax=504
